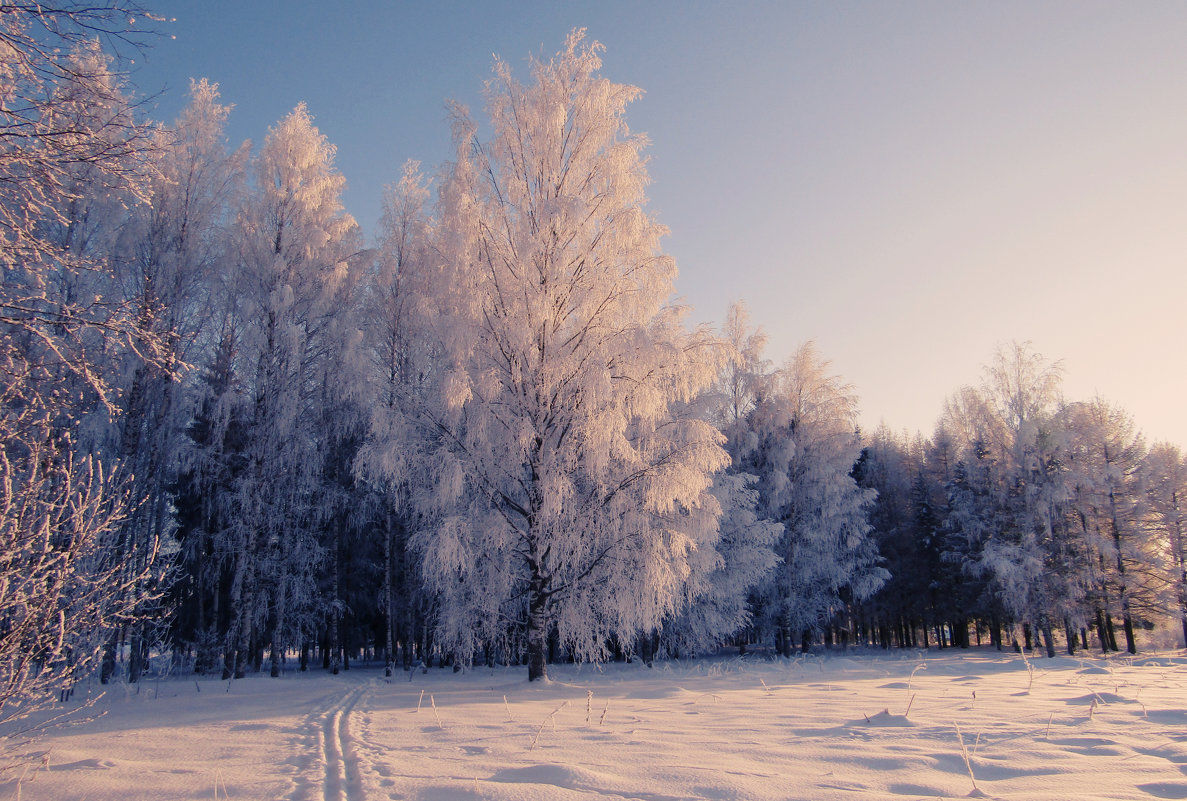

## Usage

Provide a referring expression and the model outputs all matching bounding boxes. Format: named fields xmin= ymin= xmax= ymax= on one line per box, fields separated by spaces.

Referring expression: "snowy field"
xmin=4 ymin=648 xmax=1187 ymax=801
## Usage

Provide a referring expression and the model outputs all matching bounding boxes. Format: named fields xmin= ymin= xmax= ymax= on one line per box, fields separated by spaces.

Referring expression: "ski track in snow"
xmin=307 ymin=678 xmax=371 ymax=801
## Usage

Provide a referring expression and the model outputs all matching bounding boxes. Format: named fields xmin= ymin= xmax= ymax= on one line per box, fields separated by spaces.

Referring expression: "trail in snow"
xmin=311 ymin=679 xmax=371 ymax=801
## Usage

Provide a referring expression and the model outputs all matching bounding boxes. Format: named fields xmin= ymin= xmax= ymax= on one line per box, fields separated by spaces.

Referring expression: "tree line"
xmin=2 ymin=8 xmax=1185 ymax=743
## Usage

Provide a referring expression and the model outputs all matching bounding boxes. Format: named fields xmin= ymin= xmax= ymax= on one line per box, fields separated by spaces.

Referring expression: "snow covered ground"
xmin=4 ymin=648 xmax=1187 ymax=800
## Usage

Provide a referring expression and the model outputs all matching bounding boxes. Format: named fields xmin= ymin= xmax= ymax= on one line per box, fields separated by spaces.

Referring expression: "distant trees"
xmin=710 ymin=305 xmax=885 ymax=655
xmin=857 ymin=343 xmax=1184 ymax=656
xmin=1143 ymin=444 xmax=1187 ymax=646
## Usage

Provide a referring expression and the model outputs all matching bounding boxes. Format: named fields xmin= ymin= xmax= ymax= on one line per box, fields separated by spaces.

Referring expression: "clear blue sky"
xmin=136 ymin=1 xmax=1187 ymax=446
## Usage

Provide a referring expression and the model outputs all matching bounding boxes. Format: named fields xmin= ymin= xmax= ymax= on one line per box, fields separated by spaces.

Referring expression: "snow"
xmin=6 ymin=648 xmax=1187 ymax=800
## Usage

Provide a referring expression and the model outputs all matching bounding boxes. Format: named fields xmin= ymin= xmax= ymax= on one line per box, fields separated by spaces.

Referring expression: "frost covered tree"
xmin=1143 ymin=443 xmax=1187 ymax=647
xmin=396 ymin=31 xmax=729 ymax=681
xmin=0 ymin=7 xmax=161 ymax=414
xmin=657 ymin=301 xmax=782 ymax=655
xmin=1063 ymin=398 xmax=1156 ymax=654
xmin=734 ymin=340 xmax=886 ymax=655
xmin=355 ymin=160 xmax=437 ymax=676
xmin=661 ymin=471 xmax=780 ymax=655
xmin=220 ymin=104 xmax=363 ymax=678
xmin=938 ymin=343 xmax=1078 ymax=656
xmin=103 ymin=78 xmax=247 ymax=682
xmin=0 ymin=0 xmax=166 ymax=751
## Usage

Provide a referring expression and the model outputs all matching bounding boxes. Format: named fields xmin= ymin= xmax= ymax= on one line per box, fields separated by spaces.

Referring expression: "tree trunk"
xmin=1122 ymin=614 xmax=1137 ymax=655
xmin=639 ymin=630 xmax=655 ymax=667
xmin=329 ymin=519 xmax=342 ymax=675
xmin=1040 ymin=622 xmax=1056 ymax=658
xmin=526 ymin=601 xmax=547 ymax=682
xmin=384 ymin=511 xmax=395 ymax=678
xmin=128 ymin=628 xmax=147 ymax=683
xmin=101 ymin=634 xmax=118 ymax=684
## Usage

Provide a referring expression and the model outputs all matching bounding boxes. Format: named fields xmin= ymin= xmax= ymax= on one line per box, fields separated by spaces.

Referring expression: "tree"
xmin=854 ymin=427 xmax=938 ymax=649
xmin=0 ymin=0 xmax=165 ymax=756
xmin=661 ymin=471 xmax=780 ymax=655
xmin=221 ymin=103 xmax=362 ymax=678
xmin=356 ymin=160 xmax=436 ymax=676
xmin=739 ymin=342 xmax=886 ymax=654
xmin=394 ymin=31 xmax=729 ymax=680
xmin=108 ymin=78 xmax=247 ymax=682
xmin=940 ymin=343 xmax=1074 ymax=656
xmin=0 ymin=5 xmax=161 ymax=414
xmin=1144 ymin=443 xmax=1187 ymax=647
xmin=1063 ymin=398 xmax=1156 ymax=654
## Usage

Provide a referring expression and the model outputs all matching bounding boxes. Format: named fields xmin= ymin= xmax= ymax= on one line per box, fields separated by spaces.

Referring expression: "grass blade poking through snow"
xmin=529 ymin=701 xmax=569 ymax=752
xmin=954 ymin=721 xmax=983 ymax=796
xmin=1019 ymin=646 xmax=1035 ymax=694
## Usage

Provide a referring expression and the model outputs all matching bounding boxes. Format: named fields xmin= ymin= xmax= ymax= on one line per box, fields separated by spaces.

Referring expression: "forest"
xmin=2 ymin=3 xmax=1186 ymax=746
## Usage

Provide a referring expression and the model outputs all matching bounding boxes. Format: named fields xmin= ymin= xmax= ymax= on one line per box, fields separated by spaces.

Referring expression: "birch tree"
xmin=399 ymin=31 xmax=729 ymax=680
xmin=940 ymin=343 xmax=1074 ymax=655
xmin=1063 ymin=398 xmax=1156 ymax=654
xmin=222 ymin=104 xmax=362 ymax=678
xmin=356 ymin=160 xmax=436 ymax=675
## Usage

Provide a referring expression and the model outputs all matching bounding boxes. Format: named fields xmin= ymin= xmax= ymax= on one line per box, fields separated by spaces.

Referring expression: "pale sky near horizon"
xmin=136 ymin=1 xmax=1187 ymax=447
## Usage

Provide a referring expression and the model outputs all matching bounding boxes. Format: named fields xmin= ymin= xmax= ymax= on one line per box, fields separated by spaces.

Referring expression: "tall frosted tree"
xmin=398 ymin=31 xmax=729 ymax=680
xmin=356 ymin=159 xmax=437 ymax=676
xmin=222 ymin=104 xmax=362 ymax=678
xmin=939 ymin=343 xmax=1074 ymax=656
xmin=107 ymin=78 xmax=246 ymax=682
xmin=734 ymin=339 xmax=885 ymax=655
xmin=1063 ymin=398 xmax=1155 ymax=654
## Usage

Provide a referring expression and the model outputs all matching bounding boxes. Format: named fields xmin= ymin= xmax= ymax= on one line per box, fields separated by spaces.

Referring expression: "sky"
xmin=132 ymin=1 xmax=1187 ymax=446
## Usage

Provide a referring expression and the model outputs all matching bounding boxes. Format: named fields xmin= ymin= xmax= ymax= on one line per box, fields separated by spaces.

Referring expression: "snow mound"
xmin=1136 ymin=782 xmax=1187 ymax=799
xmin=488 ymin=763 xmax=605 ymax=789
xmin=847 ymin=708 xmax=915 ymax=727
xmin=1065 ymin=692 xmax=1133 ymax=705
